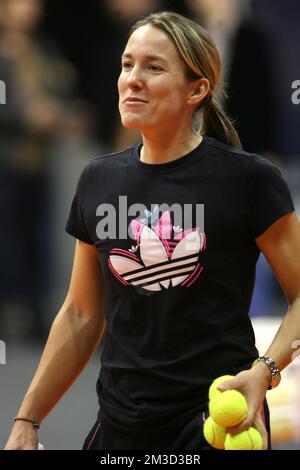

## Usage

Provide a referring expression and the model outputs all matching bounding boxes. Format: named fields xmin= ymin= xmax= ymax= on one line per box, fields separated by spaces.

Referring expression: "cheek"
xmin=151 ymin=78 xmax=187 ymax=105
xmin=117 ymin=76 xmax=126 ymax=112
xmin=117 ymin=74 xmax=126 ymax=97
xmin=156 ymin=86 xmax=186 ymax=112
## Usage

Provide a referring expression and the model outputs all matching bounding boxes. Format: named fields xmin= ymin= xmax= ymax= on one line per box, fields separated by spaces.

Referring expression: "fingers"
xmin=217 ymin=377 xmax=256 ymax=434
xmin=225 ymin=410 xmax=268 ymax=450
xmin=252 ymin=410 xmax=268 ymax=450
xmin=213 ymin=370 xmax=269 ymax=449
xmin=225 ymin=418 xmax=252 ymax=435
xmin=225 ymin=396 xmax=258 ymax=434
xmin=224 ymin=401 xmax=260 ymax=434
xmin=217 ymin=378 xmax=237 ymax=392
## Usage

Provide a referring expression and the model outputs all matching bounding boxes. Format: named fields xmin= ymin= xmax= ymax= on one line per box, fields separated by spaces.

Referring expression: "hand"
xmin=216 ymin=363 xmax=270 ymax=449
xmin=252 ymin=407 xmax=269 ymax=450
xmin=4 ymin=421 xmax=39 ymax=450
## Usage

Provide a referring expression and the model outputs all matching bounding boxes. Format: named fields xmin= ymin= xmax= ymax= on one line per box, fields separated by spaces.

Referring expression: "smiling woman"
xmin=118 ymin=11 xmax=241 ymax=165
xmin=119 ymin=25 xmax=202 ymax=139
xmin=4 ymin=10 xmax=300 ymax=452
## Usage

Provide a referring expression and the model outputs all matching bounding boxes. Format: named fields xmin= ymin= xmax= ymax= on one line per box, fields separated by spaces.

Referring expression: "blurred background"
xmin=0 ymin=0 xmax=299 ymax=450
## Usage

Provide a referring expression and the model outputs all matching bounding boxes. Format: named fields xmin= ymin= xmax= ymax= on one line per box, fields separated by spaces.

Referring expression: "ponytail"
xmin=201 ymin=97 xmax=242 ymax=150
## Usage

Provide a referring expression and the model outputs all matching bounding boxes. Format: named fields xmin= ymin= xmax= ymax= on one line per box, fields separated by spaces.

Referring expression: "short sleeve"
xmin=65 ymin=162 xmax=93 ymax=245
xmin=246 ymin=156 xmax=295 ymax=238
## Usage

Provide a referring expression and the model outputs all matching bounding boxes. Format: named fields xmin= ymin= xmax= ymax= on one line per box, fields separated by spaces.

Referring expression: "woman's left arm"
xmin=255 ymin=210 xmax=300 ymax=370
xmin=217 ymin=210 xmax=300 ymax=443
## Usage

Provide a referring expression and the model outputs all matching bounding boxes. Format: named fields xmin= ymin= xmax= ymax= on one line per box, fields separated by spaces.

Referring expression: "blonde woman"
xmin=5 ymin=11 xmax=300 ymax=450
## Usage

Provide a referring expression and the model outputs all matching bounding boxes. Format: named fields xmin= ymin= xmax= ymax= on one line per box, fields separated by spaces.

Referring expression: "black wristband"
xmin=14 ymin=417 xmax=40 ymax=429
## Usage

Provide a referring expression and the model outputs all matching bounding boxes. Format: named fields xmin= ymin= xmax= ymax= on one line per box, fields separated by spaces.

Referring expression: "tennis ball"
xmin=209 ymin=389 xmax=248 ymax=427
xmin=208 ymin=375 xmax=235 ymax=400
xmin=225 ymin=427 xmax=263 ymax=450
xmin=203 ymin=416 xmax=227 ymax=449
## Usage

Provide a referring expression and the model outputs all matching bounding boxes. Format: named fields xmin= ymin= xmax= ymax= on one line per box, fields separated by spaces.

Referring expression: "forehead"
xmin=123 ymin=24 xmax=180 ymax=61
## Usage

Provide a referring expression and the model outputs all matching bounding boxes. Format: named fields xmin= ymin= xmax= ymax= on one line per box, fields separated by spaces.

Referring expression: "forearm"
xmin=263 ymin=295 xmax=300 ymax=371
xmin=16 ymin=306 xmax=105 ymax=424
xmin=221 ymin=297 xmax=300 ymax=436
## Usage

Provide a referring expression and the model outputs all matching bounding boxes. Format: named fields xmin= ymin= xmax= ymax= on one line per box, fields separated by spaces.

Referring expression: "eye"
xmin=148 ymin=64 xmax=162 ymax=71
xmin=121 ymin=61 xmax=133 ymax=70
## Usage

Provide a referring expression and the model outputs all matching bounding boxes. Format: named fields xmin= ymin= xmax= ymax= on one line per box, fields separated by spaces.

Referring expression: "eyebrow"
xmin=121 ymin=52 xmax=168 ymax=64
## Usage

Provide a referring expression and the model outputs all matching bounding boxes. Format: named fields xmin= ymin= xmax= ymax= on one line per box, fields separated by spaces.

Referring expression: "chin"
xmin=121 ymin=118 xmax=144 ymax=129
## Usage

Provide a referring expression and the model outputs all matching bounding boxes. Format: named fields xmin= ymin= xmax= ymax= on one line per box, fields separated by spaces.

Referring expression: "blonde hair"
xmin=130 ymin=11 xmax=242 ymax=149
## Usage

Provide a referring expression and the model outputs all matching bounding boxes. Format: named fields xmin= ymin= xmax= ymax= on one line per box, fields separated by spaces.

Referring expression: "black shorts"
xmin=82 ymin=400 xmax=272 ymax=451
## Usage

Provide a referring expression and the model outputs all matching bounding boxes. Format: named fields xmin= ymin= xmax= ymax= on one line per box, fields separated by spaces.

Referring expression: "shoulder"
xmin=207 ymin=136 xmax=281 ymax=175
xmin=89 ymin=144 xmax=137 ymax=170
xmin=75 ymin=144 xmax=137 ymax=186
xmin=207 ymin=135 xmax=257 ymax=161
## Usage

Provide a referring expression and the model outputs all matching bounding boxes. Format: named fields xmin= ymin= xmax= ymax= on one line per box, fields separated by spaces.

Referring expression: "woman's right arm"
xmin=4 ymin=239 xmax=106 ymax=450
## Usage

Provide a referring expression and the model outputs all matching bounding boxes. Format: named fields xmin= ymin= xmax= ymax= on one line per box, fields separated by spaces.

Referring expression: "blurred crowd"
xmin=0 ymin=0 xmax=299 ymax=342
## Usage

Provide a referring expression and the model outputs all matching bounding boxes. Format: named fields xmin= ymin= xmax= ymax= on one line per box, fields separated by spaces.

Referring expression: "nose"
xmin=127 ymin=65 xmax=143 ymax=90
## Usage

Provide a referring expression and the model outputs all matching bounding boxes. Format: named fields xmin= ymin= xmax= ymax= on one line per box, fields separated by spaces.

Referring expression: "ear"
xmin=187 ymin=77 xmax=211 ymax=107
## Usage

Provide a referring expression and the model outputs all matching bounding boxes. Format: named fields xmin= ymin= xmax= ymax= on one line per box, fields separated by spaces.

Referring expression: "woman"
xmin=5 ymin=11 xmax=300 ymax=451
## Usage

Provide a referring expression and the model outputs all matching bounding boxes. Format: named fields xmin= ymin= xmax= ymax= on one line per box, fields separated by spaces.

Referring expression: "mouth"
xmin=124 ymin=97 xmax=148 ymax=104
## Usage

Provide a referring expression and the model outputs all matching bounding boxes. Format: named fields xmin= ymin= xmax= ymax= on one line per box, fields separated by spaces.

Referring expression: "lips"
xmin=124 ymin=97 xmax=148 ymax=103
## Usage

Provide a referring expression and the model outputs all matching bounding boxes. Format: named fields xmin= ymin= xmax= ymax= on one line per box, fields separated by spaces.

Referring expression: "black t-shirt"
xmin=65 ymin=135 xmax=295 ymax=434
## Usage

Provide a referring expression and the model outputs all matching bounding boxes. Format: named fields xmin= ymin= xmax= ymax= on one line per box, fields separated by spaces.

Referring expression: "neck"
xmin=140 ymin=128 xmax=203 ymax=165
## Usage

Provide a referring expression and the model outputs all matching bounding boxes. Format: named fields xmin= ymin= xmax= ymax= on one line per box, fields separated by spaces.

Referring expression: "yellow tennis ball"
xmin=225 ymin=427 xmax=263 ymax=450
xmin=203 ymin=416 xmax=227 ymax=449
xmin=208 ymin=375 xmax=235 ymax=400
xmin=209 ymin=389 xmax=248 ymax=427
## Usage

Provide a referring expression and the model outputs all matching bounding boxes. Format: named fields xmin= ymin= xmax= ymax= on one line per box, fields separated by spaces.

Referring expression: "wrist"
xmin=13 ymin=420 xmax=39 ymax=432
xmin=14 ymin=417 xmax=40 ymax=430
xmin=252 ymin=360 xmax=272 ymax=384
xmin=252 ymin=356 xmax=281 ymax=389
